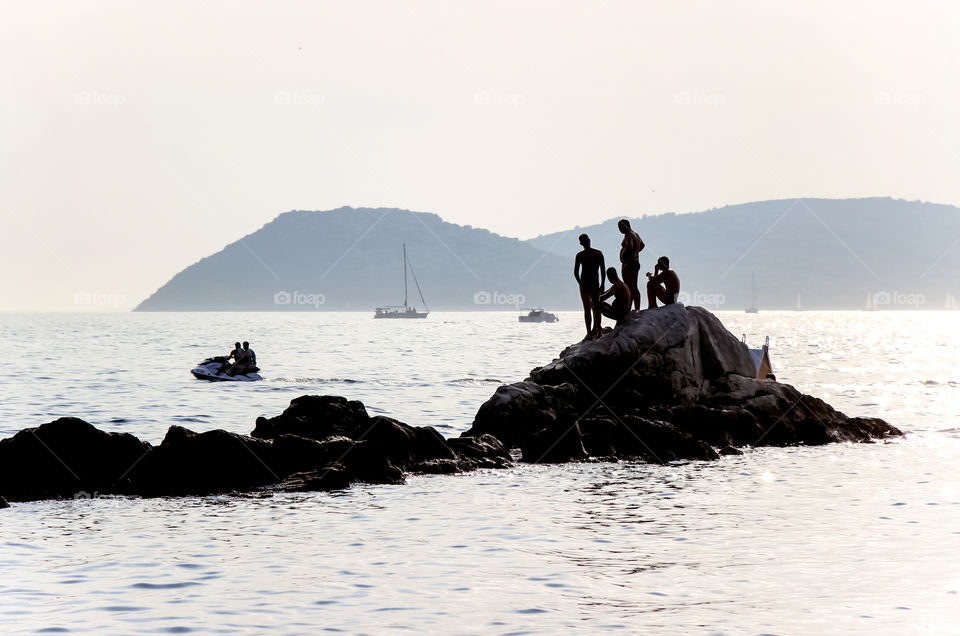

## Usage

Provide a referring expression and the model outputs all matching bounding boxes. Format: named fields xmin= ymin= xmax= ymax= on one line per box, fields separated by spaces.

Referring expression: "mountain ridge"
xmin=135 ymin=198 xmax=960 ymax=311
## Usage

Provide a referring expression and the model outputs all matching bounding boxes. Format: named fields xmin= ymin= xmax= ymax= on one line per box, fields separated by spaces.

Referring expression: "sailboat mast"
xmin=402 ymin=243 xmax=409 ymax=308
xmin=752 ymin=272 xmax=758 ymax=307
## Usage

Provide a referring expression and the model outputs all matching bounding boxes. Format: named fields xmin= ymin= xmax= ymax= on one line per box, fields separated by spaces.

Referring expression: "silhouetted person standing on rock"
xmin=574 ymin=233 xmax=605 ymax=339
xmin=646 ymin=256 xmax=680 ymax=309
xmin=599 ymin=267 xmax=631 ymax=326
xmin=618 ymin=219 xmax=644 ymax=311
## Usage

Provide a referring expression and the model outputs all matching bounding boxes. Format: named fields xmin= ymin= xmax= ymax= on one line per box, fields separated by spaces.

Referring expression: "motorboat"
xmin=191 ymin=356 xmax=263 ymax=382
xmin=519 ymin=308 xmax=559 ymax=323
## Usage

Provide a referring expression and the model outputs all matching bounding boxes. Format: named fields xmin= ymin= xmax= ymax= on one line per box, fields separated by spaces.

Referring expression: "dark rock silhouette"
xmin=0 ymin=397 xmax=511 ymax=504
xmin=125 ymin=426 xmax=280 ymax=497
xmin=0 ymin=417 xmax=151 ymax=502
xmin=462 ymin=304 xmax=902 ymax=462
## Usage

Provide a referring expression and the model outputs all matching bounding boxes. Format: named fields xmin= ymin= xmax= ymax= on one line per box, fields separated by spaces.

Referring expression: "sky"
xmin=2 ymin=0 xmax=958 ymax=311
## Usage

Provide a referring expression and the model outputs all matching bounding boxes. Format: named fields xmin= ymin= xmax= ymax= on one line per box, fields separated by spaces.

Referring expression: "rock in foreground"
xmin=462 ymin=304 xmax=902 ymax=463
xmin=0 ymin=397 xmax=511 ymax=504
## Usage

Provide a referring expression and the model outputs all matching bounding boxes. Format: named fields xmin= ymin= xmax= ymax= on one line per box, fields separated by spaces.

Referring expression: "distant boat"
xmin=864 ymin=292 xmax=880 ymax=312
xmin=374 ymin=243 xmax=429 ymax=319
xmin=519 ymin=308 xmax=558 ymax=323
xmin=745 ymin=273 xmax=759 ymax=314
xmin=794 ymin=293 xmax=803 ymax=311
xmin=946 ymin=292 xmax=958 ymax=310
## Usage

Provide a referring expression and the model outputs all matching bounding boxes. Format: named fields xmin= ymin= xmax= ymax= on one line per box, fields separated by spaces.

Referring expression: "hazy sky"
xmin=3 ymin=1 xmax=957 ymax=310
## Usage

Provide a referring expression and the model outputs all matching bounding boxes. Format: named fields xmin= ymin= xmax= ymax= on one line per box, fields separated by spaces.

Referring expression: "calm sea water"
xmin=1 ymin=311 xmax=959 ymax=635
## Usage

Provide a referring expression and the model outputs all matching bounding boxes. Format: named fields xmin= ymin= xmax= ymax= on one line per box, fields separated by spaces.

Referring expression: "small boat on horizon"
xmin=745 ymin=272 xmax=759 ymax=314
xmin=518 ymin=308 xmax=559 ymax=323
xmin=374 ymin=243 xmax=429 ymax=319
xmin=946 ymin=292 xmax=958 ymax=310
xmin=864 ymin=291 xmax=880 ymax=312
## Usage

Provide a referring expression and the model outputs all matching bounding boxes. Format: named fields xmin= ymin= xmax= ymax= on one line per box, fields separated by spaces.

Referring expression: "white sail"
xmin=946 ymin=292 xmax=958 ymax=311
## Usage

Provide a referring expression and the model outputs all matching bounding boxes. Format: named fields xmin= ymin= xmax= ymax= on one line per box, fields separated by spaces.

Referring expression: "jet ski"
xmin=191 ymin=356 xmax=263 ymax=382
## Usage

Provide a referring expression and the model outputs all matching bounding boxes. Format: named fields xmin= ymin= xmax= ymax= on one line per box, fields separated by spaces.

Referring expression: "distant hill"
xmin=527 ymin=197 xmax=960 ymax=311
xmin=134 ymin=207 xmax=573 ymax=311
xmin=136 ymin=199 xmax=960 ymax=312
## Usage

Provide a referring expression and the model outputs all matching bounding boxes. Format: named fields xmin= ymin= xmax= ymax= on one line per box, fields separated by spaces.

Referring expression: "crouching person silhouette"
xmin=599 ymin=267 xmax=631 ymax=327
xmin=646 ymin=256 xmax=680 ymax=309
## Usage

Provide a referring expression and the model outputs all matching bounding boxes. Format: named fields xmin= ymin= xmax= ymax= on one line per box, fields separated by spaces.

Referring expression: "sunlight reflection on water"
xmin=1 ymin=311 xmax=959 ymax=633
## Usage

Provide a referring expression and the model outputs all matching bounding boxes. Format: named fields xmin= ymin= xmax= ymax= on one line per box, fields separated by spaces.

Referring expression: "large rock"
xmin=252 ymin=395 xmax=462 ymax=471
xmin=529 ymin=304 xmax=756 ymax=401
xmin=0 ymin=396 xmax=513 ymax=503
xmin=0 ymin=418 xmax=152 ymax=502
xmin=124 ymin=426 xmax=281 ymax=497
xmin=462 ymin=305 xmax=902 ymax=462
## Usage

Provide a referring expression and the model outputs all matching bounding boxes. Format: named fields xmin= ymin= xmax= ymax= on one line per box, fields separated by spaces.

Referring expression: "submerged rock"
xmin=462 ymin=304 xmax=902 ymax=462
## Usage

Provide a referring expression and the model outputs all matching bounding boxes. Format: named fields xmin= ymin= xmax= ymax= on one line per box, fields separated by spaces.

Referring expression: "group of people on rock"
xmin=226 ymin=341 xmax=258 ymax=376
xmin=574 ymin=219 xmax=681 ymax=340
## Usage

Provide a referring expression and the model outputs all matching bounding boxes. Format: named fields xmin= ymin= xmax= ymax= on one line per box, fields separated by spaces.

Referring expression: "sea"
xmin=0 ymin=310 xmax=958 ymax=635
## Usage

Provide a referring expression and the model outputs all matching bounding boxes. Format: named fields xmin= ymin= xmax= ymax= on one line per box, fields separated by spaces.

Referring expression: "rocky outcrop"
xmin=462 ymin=304 xmax=902 ymax=462
xmin=0 ymin=418 xmax=152 ymax=502
xmin=0 ymin=306 xmax=904 ymax=504
xmin=0 ymin=396 xmax=511 ymax=504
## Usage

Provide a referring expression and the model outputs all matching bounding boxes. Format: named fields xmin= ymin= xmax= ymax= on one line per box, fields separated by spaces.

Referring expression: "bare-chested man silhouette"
xmin=618 ymin=219 xmax=645 ymax=311
xmin=646 ymin=256 xmax=681 ymax=309
xmin=574 ymin=233 xmax=605 ymax=339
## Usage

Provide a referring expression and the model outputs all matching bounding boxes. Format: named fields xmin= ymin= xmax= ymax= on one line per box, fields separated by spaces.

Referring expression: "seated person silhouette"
xmin=227 ymin=341 xmax=258 ymax=376
xmin=599 ymin=267 xmax=632 ymax=326
xmin=646 ymin=256 xmax=680 ymax=309
xmin=574 ymin=233 xmax=606 ymax=339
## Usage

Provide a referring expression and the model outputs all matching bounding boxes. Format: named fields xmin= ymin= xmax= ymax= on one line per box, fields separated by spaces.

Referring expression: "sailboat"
xmin=745 ymin=273 xmax=759 ymax=313
xmin=864 ymin=292 xmax=880 ymax=312
xmin=794 ymin=293 xmax=803 ymax=311
xmin=374 ymin=243 xmax=429 ymax=319
xmin=946 ymin=292 xmax=958 ymax=310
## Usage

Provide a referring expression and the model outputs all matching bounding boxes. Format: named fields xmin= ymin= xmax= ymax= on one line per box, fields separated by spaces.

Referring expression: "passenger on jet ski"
xmin=242 ymin=341 xmax=257 ymax=367
xmin=227 ymin=340 xmax=258 ymax=376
